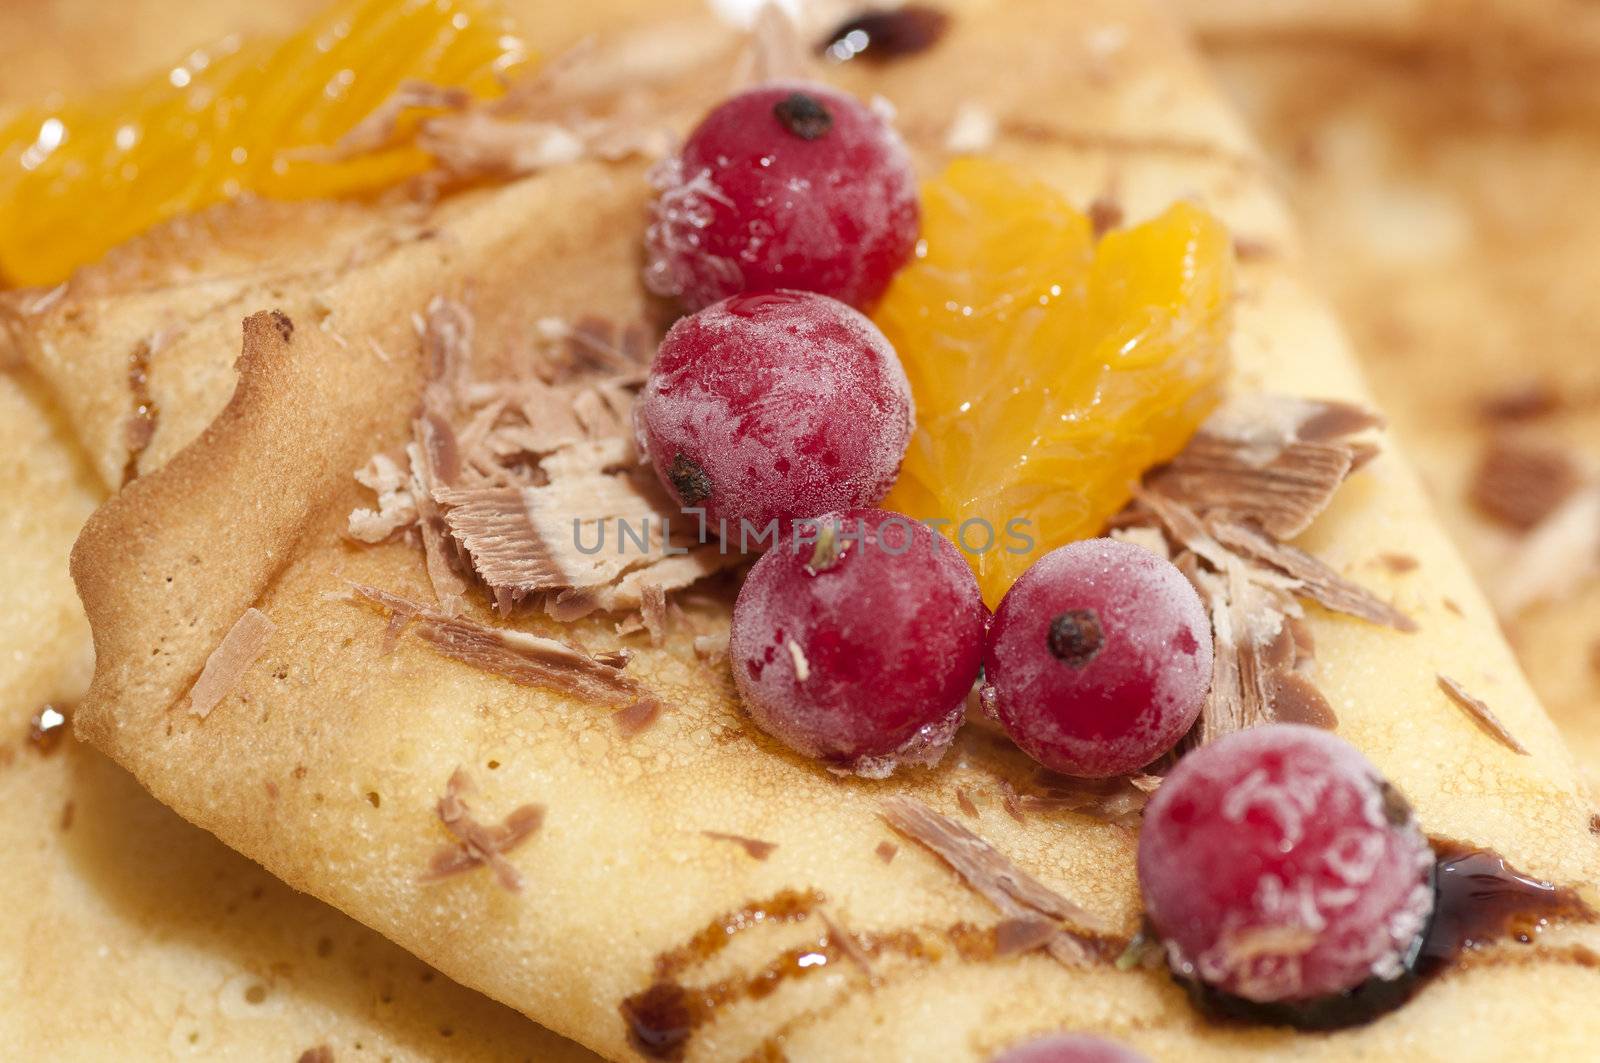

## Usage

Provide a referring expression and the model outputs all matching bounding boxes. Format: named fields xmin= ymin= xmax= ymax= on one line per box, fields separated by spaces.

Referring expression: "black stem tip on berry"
xmin=1047 ymin=608 xmax=1104 ymax=668
xmin=667 ymin=453 xmax=713 ymax=504
xmin=773 ymin=92 xmax=834 ymax=140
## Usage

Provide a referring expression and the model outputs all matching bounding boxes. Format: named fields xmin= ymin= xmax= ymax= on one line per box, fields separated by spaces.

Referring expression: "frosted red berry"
xmin=729 ymin=509 xmax=986 ymax=775
xmin=1138 ymin=724 xmax=1435 ymax=1003
xmin=635 ymin=290 xmax=913 ymax=532
xmin=981 ymin=538 xmax=1211 ymax=778
xmin=644 ymin=81 xmax=919 ymax=310
xmin=988 ymin=1035 xmax=1151 ymax=1063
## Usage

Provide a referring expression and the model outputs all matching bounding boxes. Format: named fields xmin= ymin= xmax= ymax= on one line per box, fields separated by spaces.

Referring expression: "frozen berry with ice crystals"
xmin=989 ymin=1034 xmax=1151 ymax=1063
xmin=644 ymin=81 xmax=919 ymax=310
xmin=1138 ymin=724 xmax=1435 ymax=1003
xmin=730 ymin=509 xmax=986 ymax=775
xmin=635 ymin=290 xmax=913 ymax=532
xmin=982 ymin=538 xmax=1211 ymax=778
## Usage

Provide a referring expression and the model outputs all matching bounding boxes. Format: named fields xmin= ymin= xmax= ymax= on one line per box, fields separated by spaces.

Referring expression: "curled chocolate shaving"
xmin=612 ymin=698 xmax=664 ymax=737
xmin=1438 ymin=675 xmax=1530 ymax=756
xmin=185 ymin=607 xmax=276 ymax=718
xmin=1147 ymin=395 xmax=1383 ymax=539
xmin=425 ymin=768 xmax=544 ymax=892
xmin=349 ymin=583 xmax=644 ymax=706
xmin=640 ymin=583 xmax=668 ymax=647
xmin=1207 ymin=519 xmax=1416 ymax=632
xmin=880 ymin=796 xmax=1114 ymax=967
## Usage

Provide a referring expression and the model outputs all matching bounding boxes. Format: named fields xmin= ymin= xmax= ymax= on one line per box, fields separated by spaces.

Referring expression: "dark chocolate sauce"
xmin=623 ymin=896 xmax=1029 ymax=1059
xmin=1180 ymin=841 xmax=1595 ymax=1031
xmin=27 ymin=704 xmax=71 ymax=754
xmin=818 ymin=6 xmax=950 ymax=64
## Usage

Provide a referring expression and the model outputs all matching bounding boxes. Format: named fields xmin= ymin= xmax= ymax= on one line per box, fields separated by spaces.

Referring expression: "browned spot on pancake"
xmin=59 ymin=800 xmax=75 ymax=831
xmin=270 ymin=310 xmax=295 ymax=342
xmin=296 ymin=1046 xmax=333 ymax=1063
xmin=1379 ymin=552 xmax=1419 ymax=574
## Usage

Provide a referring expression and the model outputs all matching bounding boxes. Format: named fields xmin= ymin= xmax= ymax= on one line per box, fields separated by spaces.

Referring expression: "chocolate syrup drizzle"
xmin=1183 ymin=840 xmax=1596 ymax=1030
xmin=818 ymin=6 xmax=950 ymax=64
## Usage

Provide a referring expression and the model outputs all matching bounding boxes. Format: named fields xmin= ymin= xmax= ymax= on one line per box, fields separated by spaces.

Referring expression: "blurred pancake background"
xmin=1 ymin=0 xmax=1597 ymax=1058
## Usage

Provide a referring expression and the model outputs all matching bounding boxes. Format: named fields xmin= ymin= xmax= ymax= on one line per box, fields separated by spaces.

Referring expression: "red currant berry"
xmin=644 ymin=81 xmax=919 ymax=311
xmin=981 ymin=538 xmax=1211 ymax=778
xmin=634 ymin=290 xmax=913 ymax=532
xmin=729 ymin=509 xmax=986 ymax=775
xmin=989 ymin=1035 xmax=1151 ymax=1063
xmin=1138 ymin=724 xmax=1435 ymax=1003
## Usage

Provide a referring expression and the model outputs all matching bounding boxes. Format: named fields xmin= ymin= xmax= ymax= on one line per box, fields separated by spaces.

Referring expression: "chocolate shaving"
xmin=424 ymin=768 xmax=544 ymax=892
xmin=1438 ymin=675 xmax=1530 ymax=755
xmin=1208 ymin=519 xmax=1417 ymax=632
xmin=612 ymin=698 xmax=664 ymax=737
xmin=702 ymin=831 xmax=778 ymax=861
xmin=1269 ymin=670 xmax=1339 ymax=730
xmin=874 ymin=840 xmax=898 ymax=864
xmin=348 ymin=308 xmax=740 ymax=617
xmin=185 ymin=607 xmax=275 ymax=718
xmin=955 ymin=788 xmax=980 ymax=818
xmin=994 ymin=916 xmax=1061 ymax=957
xmin=1469 ymin=436 xmax=1582 ymax=531
xmin=349 ymin=584 xmax=643 ymax=706
xmin=1146 ymin=395 xmax=1383 ymax=539
xmin=819 ymin=909 xmax=874 ymax=976
xmin=640 ymin=583 xmax=668 ymax=647
xmin=1009 ymin=775 xmax=1154 ymax=829
xmin=297 ymin=1047 xmax=335 ymax=1063
xmin=288 ymin=81 xmax=471 ymax=163
xmin=880 ymin=796 xmax=1113 ymax=967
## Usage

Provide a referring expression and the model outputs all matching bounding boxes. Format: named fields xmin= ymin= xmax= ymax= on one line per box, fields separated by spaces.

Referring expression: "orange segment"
xmin=874 ymin=159 xmax=1235 ymax=605
xmin=0 ymin=0 xmax=529 ymax=287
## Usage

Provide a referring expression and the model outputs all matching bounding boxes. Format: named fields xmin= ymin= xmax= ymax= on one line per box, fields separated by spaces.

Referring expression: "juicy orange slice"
xmin=0 ymin=0 xmax=529 ymax=287
xmin=874 ymin=158 xmax=1235 ymax=605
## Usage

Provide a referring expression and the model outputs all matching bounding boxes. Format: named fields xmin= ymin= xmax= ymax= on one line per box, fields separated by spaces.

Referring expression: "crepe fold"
xmin=12 ymin=0 xmax=1597 ymax=1059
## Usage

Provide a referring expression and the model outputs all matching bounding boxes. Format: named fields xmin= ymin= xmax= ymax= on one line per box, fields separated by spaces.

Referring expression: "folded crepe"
xmin=9 ymin=0 xmax=1598 ymax=1060
xmin=0 ymin=366 xmax=598 ymax=1059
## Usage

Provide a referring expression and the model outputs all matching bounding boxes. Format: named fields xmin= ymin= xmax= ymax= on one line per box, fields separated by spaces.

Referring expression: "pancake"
xmin=8 ymin=1 xmax=1600 ymax=1060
